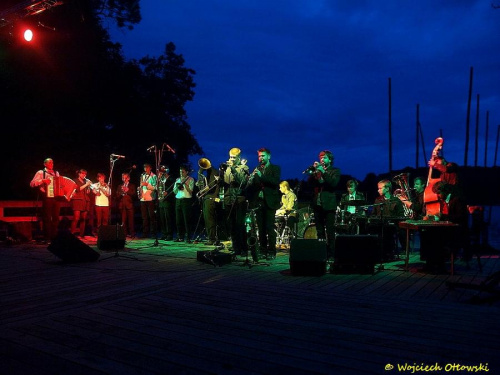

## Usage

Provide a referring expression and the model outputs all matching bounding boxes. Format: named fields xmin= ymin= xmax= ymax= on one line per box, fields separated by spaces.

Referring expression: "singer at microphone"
xmin=111 ymin=154 xmax=125 ymax=159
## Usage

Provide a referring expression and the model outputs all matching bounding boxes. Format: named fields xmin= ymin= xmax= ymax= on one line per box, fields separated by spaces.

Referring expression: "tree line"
xmin=0 ymin=0 xmax=202 ymax=199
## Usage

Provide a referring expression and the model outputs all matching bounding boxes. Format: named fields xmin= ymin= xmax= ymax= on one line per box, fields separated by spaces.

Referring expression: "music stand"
xmin=360 ymin=202 xmax=387 ymax=272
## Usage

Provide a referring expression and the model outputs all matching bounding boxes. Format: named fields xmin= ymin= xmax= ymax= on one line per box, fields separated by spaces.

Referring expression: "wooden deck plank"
xmin=1 ymin=241 xmax=500 ymax=374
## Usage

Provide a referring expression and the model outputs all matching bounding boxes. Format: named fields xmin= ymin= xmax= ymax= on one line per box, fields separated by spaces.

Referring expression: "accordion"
xmin=47 ymin=176 xmax=77 ymax=201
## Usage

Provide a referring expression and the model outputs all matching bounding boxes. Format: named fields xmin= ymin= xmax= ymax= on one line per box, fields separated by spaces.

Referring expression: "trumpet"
xmin=302 ymin=161 xmax=321 ymax=174
xmin=120 ymin=184 xmax=129 ymax=196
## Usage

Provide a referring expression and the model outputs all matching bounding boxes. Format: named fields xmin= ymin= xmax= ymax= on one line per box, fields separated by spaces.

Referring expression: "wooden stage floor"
xmin=1 ymin=237 xmax=499 ymax=374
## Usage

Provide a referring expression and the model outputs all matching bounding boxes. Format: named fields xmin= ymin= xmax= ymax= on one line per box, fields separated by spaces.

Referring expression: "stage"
xmin=1 ymin=238 xmax=499 ymax=374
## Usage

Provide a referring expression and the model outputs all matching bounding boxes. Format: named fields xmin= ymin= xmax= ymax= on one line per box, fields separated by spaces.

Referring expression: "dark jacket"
xmin=250 ymin=163 xmax=281 ymax=210
xmin=309 ymin=167 xmax=341 ymax=211
xmin=339 ymin=191 xmax=366 ymax=213
xmin=116 ymin=182 xmax=136 ymax=210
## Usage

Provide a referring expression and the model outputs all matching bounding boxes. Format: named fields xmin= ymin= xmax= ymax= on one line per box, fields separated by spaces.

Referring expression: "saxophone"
xmin=245 ymin=209 xmax=260 ymax=262
xmin=393 ymin=173 xmax=414 ymax=218
xmin=158 ymin=175 xmax=167 ymax=201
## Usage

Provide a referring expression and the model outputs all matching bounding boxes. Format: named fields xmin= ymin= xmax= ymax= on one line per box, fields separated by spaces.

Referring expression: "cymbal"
xmin=340 ymin=200 xmax=367 ymax=207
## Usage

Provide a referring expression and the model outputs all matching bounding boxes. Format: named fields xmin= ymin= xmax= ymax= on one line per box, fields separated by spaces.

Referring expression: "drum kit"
xmin=253 ymin=200 xmax=376 ymax=248
xmin=288 ymin=200 xmax=371 ymax=240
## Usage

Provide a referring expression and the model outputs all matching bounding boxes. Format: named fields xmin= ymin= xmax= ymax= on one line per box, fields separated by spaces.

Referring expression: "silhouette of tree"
xmin=0 ymin=0 xmax=202 ymax=199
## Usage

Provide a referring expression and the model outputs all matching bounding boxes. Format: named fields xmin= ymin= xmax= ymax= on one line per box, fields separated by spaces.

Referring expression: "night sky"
xmin=110 ymin=1 xmax=500 ymax=182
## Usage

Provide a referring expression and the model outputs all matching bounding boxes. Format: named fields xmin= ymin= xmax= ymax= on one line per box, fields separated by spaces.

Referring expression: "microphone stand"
xmin=376 ymin=203 xmax=386 ymax=272
xmin=149 ymin=143 xmax=175 ymax=247
xmin=109 ymin=155 xmax=118 ymax=226
xmin=99 ymin=155 xmax=140 ymax=261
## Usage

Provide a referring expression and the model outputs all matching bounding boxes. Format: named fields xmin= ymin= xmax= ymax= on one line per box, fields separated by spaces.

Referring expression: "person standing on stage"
xmin=92 ymin=173 xmax=111 ymax=233
xmin=139 ymin=163 xmax=157 ymax=238
xmin=196 ymin=159 xmax=220 ymax=245
xmin=307 ymin=150 xmax=340 ymax=259
xmin=70 ymin=169 xmax=92 ymax=238
xmin=158 ymin=165 xmax=176 ymax=241
xmin=173 ymin=165 xmax=195 ymax=243
xmin=223 ymin=147 xmax=249 ymax=256
xmin=30 ymin=158 xmax=61 ymax=242
xmin=116 ymin=172 xmax=136 ymax=238
xmin=420 ymin=181 xmax=470 ymax=273
xmin=429 ymin=156 xmax=461 ymax=187
xmin=248 ymin=148 xmax=281 ymax=260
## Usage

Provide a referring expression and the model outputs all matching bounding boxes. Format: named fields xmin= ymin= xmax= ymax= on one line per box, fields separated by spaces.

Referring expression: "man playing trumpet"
xmin=307 ymin=150 xmax=340 ymax=259
xmin=173 ymin=165 xmax=195 ymax=243
xmin=116 ymin=172 xmax=136 ymax=238
xmin=222 ymin=147 xmax=249 ymax=256
xmin=196 ymin=158 xmax=220 ymax=245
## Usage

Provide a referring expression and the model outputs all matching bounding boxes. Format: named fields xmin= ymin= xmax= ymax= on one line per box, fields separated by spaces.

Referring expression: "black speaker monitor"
xmin=332 ymin=234 xmax=379 ymax=274
xmin=48 ymin=231 xmax=100 ymax=263
xmin=289 ymin=239 xmax=327 ymax=276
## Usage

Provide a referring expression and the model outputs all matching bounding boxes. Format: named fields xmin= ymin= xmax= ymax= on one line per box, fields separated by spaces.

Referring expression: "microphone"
xmin=165 ymin=144 xmax=176 ymax=154
xmin=302 ymin=165 xmax=314 ymax=174
xmin=147 ymin=145 xmax=155 ymax=152
xmin=111 ymin=154 xmax=125 ymax=159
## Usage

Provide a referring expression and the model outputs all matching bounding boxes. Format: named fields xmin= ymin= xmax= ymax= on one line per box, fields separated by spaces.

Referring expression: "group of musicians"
xmin=31 ymin=148 xmax=468 ymax=269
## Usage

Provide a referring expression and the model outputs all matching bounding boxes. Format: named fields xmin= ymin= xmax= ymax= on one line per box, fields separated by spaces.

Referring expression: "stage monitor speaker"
xmin=332 ymin=234 xmax=379 ymax=274
xmin=48 ymin=231 xmax=100 ymax=263
xmin=97 ymin=225 xmax=126 ymax=250
xmin=289 ymin=239 xmax=327 ymax=276
xmin=9 ymin=221 xmax=33 ymax=242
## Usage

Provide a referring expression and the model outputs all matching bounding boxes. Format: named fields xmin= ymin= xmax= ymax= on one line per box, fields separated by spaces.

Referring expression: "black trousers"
xmin=121 ymin=207 xmax=135 ymax=236
xmin=312 ymin=205 xmax=335 ymax=258
xmin=202 ymin=197 xmax=217 ymax=241
xmin=42 ymin=197 xmax=60 ymax=240
xmin=159 ymin=199 xmax=175 ymax=238
xmin=225 ymin=198 xmax=248 ymax=254
xmin=140 ymin=201 xmax=157 ymax=237
xmin=255 ymin=204 xmax=277 ymax=255
xmin=175 ymin=198 xmax=193 ymax=240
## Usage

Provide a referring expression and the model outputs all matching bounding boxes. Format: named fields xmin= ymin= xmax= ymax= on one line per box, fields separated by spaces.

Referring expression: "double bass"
xmin=424 ymin=137 xmax=443 ymax=218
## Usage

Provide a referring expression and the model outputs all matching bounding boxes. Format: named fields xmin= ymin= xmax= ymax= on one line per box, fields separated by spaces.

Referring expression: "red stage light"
xmin=23 ymin=29 xmax=34 ymax=42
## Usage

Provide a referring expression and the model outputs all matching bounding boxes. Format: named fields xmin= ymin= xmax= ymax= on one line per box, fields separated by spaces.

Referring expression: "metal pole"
xmin=474 ymin=94 xmax=480 ymax=166
xmin=494 ymin=125 xmax=500 ymax=167
xmin=419 ymin=122 xmax=427 ymax=164
xmin=416 ymin=104 xmax=420 ymax=168
xmin=464 ymin=66 xmax=473 ymax=166
xmin=484 ymin=111 xmax=489 ymax=167
xmin=388 ymin=77 xmax=392 ymax=172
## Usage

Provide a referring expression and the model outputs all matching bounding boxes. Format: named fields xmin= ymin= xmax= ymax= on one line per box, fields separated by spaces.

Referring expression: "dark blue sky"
xmin=110 ymin=1 xmax=500 ymax=181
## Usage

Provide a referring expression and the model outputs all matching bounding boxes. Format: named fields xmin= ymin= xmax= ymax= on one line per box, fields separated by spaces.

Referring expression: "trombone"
xmin=196 ymin=158 xmax=216 ymax=198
